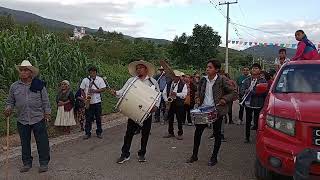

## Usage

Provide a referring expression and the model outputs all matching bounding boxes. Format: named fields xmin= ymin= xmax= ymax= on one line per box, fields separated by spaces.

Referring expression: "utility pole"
xmin=219 ymin=0 xmax=238 ymax=73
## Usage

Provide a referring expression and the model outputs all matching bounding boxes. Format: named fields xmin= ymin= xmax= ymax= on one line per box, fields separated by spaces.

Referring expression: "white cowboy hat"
xmin=173 ymin=70 xmax=185 ymax=77
xmin=15 ymin=60 xmax=39 ymax=77
xmin=128 ymin=60 xmax=156 ymax=77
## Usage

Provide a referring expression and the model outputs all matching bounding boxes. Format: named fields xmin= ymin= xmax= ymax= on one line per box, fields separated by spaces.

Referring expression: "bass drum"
xmin=115 ymin=78 xmax=161 ymax=126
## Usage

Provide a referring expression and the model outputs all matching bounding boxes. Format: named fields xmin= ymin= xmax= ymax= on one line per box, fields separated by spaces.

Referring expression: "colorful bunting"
xmin=228 ymin=39 xmax=320 ymax=50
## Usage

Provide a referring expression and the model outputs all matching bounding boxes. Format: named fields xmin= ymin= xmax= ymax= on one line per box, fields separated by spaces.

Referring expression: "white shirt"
xmin=80 ymin=76 xmax=106 ymax=104
xmin=162 ymin=80 xmax=188 ymax=102
xmin=116 ymin=76 xmax=161 ymax=108
xmin=274 ymin=57 xmax=290 ymax=65
xmin=203 ymin=75 xmax=218 ymax=106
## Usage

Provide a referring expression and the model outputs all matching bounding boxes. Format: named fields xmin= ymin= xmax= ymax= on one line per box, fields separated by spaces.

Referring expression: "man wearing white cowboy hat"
xmin=153 ymin=66 xmax=169 ymax=123
xmin=111 ymin=59 xmax=160 ymax=164
xmin=4 ymin=60 xmax=51 ymax=173
xmin=162 ymin=70 xmax=188 ymax=140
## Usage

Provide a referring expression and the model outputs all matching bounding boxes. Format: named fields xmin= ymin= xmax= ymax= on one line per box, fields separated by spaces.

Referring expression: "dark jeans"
xmin=121 ymin=116 xmax=152 ymax=158
xmin=245 ymin=107 xmax=262 ymax=140
xmin=227 ymin=102 xmax=233 ymax=123
xmin=183 ymin=104 xmax=193 ymax=124
xmin=167 ymin=101 xmax=185 ymax=136
xmin=17 ymin=120 xmax=50 ymax=166
xmin=85 ymin=102 xmax=102 ymax=136
xmin=239 ymin=105 xmax=245 ymax=121
xmin=155 ymin=97 xmax=166 ymax=122
xmin=192 ymin=116 xmax=223 ymax=159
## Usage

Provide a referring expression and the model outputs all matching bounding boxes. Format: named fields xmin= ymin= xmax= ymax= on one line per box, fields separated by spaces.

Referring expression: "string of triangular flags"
xmin=228 ymin=40 xmax=320 ymax=49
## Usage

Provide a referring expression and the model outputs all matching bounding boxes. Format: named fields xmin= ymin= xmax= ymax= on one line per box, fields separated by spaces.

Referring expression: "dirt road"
xmin=0 ymin=106 xmax=260 ymax=180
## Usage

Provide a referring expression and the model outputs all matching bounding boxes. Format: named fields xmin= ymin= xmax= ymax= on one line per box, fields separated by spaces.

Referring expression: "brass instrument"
xmin=160 ymin=60 xmax=176 ymax=111
xmin=85 ymin=79 xmax=94 ymax=109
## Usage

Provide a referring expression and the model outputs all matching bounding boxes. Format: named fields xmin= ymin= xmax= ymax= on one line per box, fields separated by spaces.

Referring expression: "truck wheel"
xmin=255 ymin=158 xmax=272 ymax=180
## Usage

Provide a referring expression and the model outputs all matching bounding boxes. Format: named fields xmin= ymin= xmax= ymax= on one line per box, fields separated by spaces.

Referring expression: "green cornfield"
xmin=0 ymin=26 xmax=130 ymax=136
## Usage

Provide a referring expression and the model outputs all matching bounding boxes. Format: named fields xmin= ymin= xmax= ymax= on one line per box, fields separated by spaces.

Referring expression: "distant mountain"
xmin=0 ymin=6 xmax=172 ymax=45
xmin=0 ymin=6 xmax=96 ymax=33
xmin=242 ymin=45 xmax=296 ymax=63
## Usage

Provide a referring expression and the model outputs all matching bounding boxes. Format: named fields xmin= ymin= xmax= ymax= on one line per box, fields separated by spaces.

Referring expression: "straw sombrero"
xmin=15 ymin=60 xmax=39 ymax=77
xmin=173 ymin=70 xmax=185 ymax=77
xmin=128 ymin=60 xmax=156 ymax=77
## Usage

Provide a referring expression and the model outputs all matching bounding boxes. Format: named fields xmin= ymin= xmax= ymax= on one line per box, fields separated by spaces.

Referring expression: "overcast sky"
xmin=0 ymin=0 xmax=319 ymax=49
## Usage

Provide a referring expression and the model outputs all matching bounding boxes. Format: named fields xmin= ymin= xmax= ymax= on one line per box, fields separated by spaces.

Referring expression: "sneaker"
xmin=138 ymin=156 xmax=147 ymax=162
xmin=187 ymin=123 xmax=193 ymax=126
xmin=116 ymin=156 xmax=130 ymax=164
xmin=208 ymin=158 xmax=218 ymax=167
xmin=186 ymin=157 xmax=198 ymax=163
xmin=97 ymin=134 xmax=103 ymax=139
xmin=176 ymin=135 xmax=183 ymax=140
xmin=20 ymin=165 xmax=32 ymax=173
xmin=83 ymin=135 xmax=91 ymax=140
xmin=163 ymin=134 xmax=175 ymax=138
xmin=38 ymin=165 xmax=48 ymax=173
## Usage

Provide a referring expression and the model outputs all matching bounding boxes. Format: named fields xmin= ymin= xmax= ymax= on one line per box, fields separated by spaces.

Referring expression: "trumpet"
xmin=85 ymin=81 xmax=94 ymax=109
xmin=239 ymin=89 xmax=252 ymax=106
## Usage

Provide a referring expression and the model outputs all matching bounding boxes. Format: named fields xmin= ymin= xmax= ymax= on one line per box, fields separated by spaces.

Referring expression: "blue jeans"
xmin=85 ymin=102 xmax=102 ymax=136
xmin=17 ymin=120 xmax=50 ymax=166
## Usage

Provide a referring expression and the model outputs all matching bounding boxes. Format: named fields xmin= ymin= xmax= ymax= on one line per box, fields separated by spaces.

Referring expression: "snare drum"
xmin=191 ymin=106 xmax=218 ymax=124
xmin=115 ymin=78 xmax=161 ymax=126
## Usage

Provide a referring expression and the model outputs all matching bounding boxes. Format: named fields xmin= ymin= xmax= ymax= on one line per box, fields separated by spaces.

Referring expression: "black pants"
xmin=191 ymin=116 xmax=223 ymax=159
xmin=184 ymin=104 xmax=193 ymax=124
xmin=17 ymin=120 xmax=50 ymax=166
xmin=227 ymin=102 xmax=233 ymax=123
xmin=155 ymin=97 xmax=166 ymax=122
xmin=121 ymin=116 xmax=152 ymax=158
xmin=167 ymin=101 xmax=185 ymax=136
xmin=239 ymin=105 xmax=245 ymax=121
xmin=245 ymin=107 xmax=262 ymax=140
xmin=85 ymin=102 xmax=102 ymax=136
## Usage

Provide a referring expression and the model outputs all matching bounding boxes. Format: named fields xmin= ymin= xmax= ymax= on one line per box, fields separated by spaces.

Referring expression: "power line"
xmin=209 ymin=0 xmax=241 ymax=38
xmin=237 ymin=3 xmax=247 ymax=25
xmin=219 ymin=0 xmax=238 ymax=73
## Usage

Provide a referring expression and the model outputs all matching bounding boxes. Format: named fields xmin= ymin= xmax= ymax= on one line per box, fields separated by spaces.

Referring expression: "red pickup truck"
xmin=255 ymin=60 xmax=320 ymax=180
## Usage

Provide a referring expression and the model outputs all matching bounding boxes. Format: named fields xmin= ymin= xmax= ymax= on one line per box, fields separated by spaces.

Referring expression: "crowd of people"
xmin=3 ymin=29 xmax=319 ymax=173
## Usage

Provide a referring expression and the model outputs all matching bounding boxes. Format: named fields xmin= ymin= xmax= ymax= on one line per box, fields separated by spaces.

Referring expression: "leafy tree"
xmin=170 ymin=24 xmax=221 ymax=68
xmin=188 ymin=24 xmax=221 ymax=66
xmin=96 ymin=27 xmax=104 ymax=36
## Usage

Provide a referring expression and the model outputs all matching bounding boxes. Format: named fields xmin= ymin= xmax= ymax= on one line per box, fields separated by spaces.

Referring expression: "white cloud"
xmin=0 ymin=0 xmax=194 ymax=37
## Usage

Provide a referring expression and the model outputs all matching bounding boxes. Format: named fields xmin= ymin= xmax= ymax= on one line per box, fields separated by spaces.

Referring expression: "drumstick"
xmin=5 ymin=116 xmax=10 ymax=180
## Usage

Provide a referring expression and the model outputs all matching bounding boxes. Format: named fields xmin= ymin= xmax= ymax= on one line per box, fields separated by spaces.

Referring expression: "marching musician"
xmin=80 ymin=66 xmax=106 ymax=140
xmin=111 ymin=60 xmax=160 ymax=164
xmin=240 ymin=63 xmax=267 ymax=143
xmin=186 ymin=59 xmax=235 ymax=166
xmin=153 ymin=66 xmax=169 ymax=123
xmin=162 ymin=70 xmax=188 ymax=140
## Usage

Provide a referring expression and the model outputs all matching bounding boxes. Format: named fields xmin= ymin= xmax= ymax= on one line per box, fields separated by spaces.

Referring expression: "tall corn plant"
xmin=0 ymin=26 xmax=90 ymax=90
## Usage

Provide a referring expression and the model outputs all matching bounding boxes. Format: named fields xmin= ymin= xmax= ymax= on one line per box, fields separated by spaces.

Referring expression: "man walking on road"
xmin=237 ymin=67 xmax=250 ymax=125
xmin=186 ymin=59 xmax=235 ymax=167
xmin=111 ymin=60 xmax=160 ymax=164
xmin=240 ymin=63 xmax=267 ymax=143
xmin=4 ymin=60 xmax=51 ymax=173
xmin=80 ymin=66 xmax=106 ymax=140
